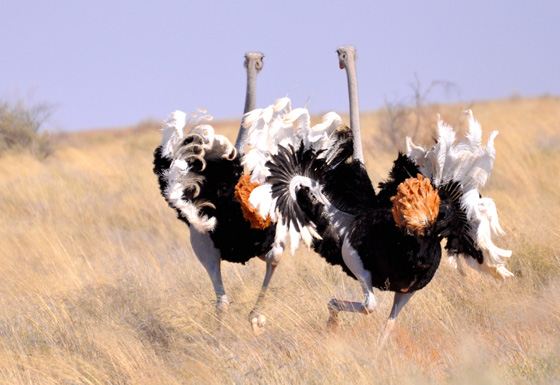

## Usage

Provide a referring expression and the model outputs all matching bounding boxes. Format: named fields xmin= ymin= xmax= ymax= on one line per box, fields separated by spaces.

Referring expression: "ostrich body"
xmin=240 ymin=46 xmax=513 ymax=342
xmin=153 ymin=52 xmax=286 ymax=333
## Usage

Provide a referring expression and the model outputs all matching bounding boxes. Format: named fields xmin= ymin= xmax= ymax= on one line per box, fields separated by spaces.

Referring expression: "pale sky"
xmin=1 ymin=0 xmax=559 ymax=131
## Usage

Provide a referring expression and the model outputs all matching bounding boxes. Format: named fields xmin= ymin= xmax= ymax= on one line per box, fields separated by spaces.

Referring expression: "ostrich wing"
xmin=241 ymin=97 xmax=371 ymax=254
xmin=154 ymin=110 xmax=238 ymax=233
xmin=406 ymin=111 xmax=513 ymax=279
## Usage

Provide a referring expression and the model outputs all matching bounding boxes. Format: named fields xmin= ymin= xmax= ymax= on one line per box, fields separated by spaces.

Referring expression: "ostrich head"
xmin=337 ymin=46 xmax=356 ymax=70
xmin=244 ymin=51 xmax=264 ymax=73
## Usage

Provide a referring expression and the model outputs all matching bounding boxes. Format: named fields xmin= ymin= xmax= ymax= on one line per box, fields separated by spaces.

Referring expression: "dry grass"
xmin=1 ymin=97 xmax=559 ymax=384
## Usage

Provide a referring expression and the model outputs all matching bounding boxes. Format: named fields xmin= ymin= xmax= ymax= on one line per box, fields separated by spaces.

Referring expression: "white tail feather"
xmin=161 ymin=111 xmax=187 ymax=158
xmin=158 ymin=109 xmax=236 ymax=234
xmin=406 ymin=111 xmax=513 ymax=279
xmin=465 ymin=110 xmax=482 ymax=147
xmin=242 ymin=97 xmax=343 ymax=182
xmin=479 ymin=197 xmax=506 ymax=236
xmin=241 ymin=97 xmax=343 ymax=255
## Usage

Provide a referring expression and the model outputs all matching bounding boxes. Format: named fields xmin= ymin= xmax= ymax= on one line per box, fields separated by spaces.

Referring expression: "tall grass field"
xmin=0 ymin=97 xmax=559 ymax=384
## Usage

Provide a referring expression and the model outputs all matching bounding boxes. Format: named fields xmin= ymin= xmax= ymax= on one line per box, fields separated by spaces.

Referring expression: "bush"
xmin=377 ymin=76 xmax=461 ymax=150
xmin=0 ymin=101 xmax=54 ymax=159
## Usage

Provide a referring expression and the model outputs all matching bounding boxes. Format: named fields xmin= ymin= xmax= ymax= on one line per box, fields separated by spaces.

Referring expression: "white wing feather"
xmin=406 ymin=111 xmax=513 ymax=279
xmin=240 ymin=97 xmax=343 ymax=255
xmin=160 ymin=110 xmax=232 ymax=233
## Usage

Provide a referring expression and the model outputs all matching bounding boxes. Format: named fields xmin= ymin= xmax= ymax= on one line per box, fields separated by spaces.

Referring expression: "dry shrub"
xmin=0 ymin=100 xmax=54 ymax=159
xmin=377 ymin=76 xmax=462 ymax=151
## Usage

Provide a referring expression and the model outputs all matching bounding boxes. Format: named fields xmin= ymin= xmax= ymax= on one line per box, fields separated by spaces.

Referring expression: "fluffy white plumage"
xmin=242 ymin=98 xmax=344 ymax=182
xmin=406 ymin=110 xmax=513 ymax=279
xmin=160 ymin=110 xmax=236 ymax=233
xmin=241 ymin=97 xmax=342 ymax=254
xmin=160 ymin=99 xmax=340 ymax=255
xmin=248 ymin=184 xmax=276 ymax=221
xmin=160 ymin=111 xmax=188 ymax=158
xmin=241 ymin=98 xmax=294 ymax=183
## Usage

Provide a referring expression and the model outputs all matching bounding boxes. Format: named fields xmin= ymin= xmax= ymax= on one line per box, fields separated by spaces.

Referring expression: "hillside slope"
xmin=0 ymin=97 xmax=559 ymax=384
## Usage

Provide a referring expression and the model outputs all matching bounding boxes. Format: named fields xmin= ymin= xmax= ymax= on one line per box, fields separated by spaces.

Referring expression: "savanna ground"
xmin=0 ymin=97 xmax=559 ymax=384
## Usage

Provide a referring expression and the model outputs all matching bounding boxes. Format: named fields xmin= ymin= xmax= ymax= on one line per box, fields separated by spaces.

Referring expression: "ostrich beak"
xmin=336 ymin=48 xmax=346 ymax=69
xmin=338 ymin=60 xmax=346 ymax=70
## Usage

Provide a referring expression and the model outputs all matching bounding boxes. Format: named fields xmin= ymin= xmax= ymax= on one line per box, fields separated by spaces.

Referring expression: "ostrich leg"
xmin=190 ymin=230 xmax=229 ymax=320
xmin=248 ymin=258 xmax=278 ymax=335
xmin=248 ymin=240 xmax=284 ymax=335
xmin=327 ymin=239 xmax=377 ymax=328
xmin=235 ymin=51 xmax=264 ymax=151
xmin=378 ymin=291 xmax=414 ymax=348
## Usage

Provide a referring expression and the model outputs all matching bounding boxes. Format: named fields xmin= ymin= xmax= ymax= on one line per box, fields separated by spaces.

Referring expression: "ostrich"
xmin=240 ymin=46 xmax=513 ymax=342
xmin=153 ymin=51 xmax=290 ymax=334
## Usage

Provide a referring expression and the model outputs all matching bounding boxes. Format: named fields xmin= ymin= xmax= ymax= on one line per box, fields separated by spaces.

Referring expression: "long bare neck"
xmin=243 ymin=63 xmax=257 ymax=113
xmin=339 ymin=47 xmax=364 ymax=163
xmin=346 ymin=56 xmax=364 ymax=162
xmin=235 ymin=52 xmax=263 ymax=151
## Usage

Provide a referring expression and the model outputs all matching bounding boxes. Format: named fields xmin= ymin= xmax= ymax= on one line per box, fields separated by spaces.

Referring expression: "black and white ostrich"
xmin=153 ymin=52 xmax=291 ymax=333
xmin=240 ymin=46 xmax=513 ymax=342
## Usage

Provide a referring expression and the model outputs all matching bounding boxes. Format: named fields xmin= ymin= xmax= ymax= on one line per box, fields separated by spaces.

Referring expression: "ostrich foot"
xmin=214 ymin=296 xmax=230 ymax=334
xmin=326 ymin=313 xmax=340 ymax=331
xmin=327 ymin=298 xmax=341 ymax=331
xmin=216 ymin=296 xmax=230 ymax=317
xmin=327 ymin=297 xmax=376 ymax=330
xmin=249 ymin=310 xmax=267 ymax=335
xmin=376 ymin=318 xmax=396 ymax=352
xmin=216 ymin=301 xmax=229 ymax=314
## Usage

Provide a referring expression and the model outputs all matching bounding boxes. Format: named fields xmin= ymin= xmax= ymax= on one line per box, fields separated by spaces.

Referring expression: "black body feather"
xmin=200 ymin=155 xmax=275 ymax=263
xmin=349 ymin=209 xmax=442 ymax=292
xmin=376 ymin=153 xmax=420 ymax=207
xmin=153 ymin=143 xmax=275 ymax=264
xmin=296 ymin=186 xmax=356 ymax=278
xmin=268 ymin=143 xmax=480 ymax=293
xmin=266 ymin=142 xmax=326 ymax=230
xmin=323 ymin=160 xmax=376 ymax=215
xmin=347 ymin=154 xmax=443 ymax=292
xmin=437 ymin=181 xmax=484 ymax=264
